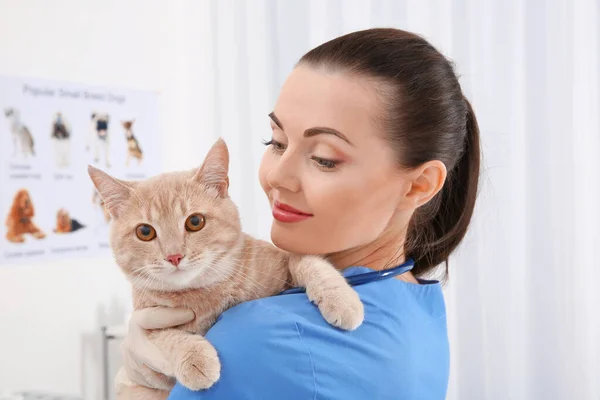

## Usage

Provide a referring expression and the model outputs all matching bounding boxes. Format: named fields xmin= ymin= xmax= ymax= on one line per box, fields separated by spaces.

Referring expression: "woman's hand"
xmin=115 ymin=307 xmax=195 ymax=392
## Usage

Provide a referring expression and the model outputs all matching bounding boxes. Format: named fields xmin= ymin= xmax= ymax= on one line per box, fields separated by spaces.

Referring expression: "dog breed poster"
xmin=0 ymin=75 xmax=161 ymax=265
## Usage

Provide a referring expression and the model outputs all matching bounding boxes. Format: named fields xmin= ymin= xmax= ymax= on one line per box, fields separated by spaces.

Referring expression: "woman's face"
xmin=259 ymin=66 xmax=413 ymax=255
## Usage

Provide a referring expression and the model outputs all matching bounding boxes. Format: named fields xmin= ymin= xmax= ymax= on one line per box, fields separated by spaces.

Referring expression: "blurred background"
xmin=0 ymin=0 xmax=599 ymax=399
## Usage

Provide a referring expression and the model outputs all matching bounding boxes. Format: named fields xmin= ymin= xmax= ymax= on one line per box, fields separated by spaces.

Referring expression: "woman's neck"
xmin=326 ymin=226 xmax=419 ymax=284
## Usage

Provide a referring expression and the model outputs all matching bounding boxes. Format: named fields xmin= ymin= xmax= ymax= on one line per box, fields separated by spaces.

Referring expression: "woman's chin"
xmin=271 ymin=227 xmax=308 ymax=254
xmin=270 ymin=225 xmax=327 ymax=255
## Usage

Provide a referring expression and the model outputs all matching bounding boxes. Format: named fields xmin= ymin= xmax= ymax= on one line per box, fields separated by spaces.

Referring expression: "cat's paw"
xmin=174 ymin=340 xmax=221 ymax=390
xmin=308 ymin=284 xmax=364 ymax=331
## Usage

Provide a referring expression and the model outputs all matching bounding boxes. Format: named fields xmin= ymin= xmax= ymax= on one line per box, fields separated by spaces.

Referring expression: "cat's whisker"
xmin=136 ymin=270 xmax=155 ymax=297
xmin=201 ymin=263 xmax=247 ymax=294
xmin=188 ymin=250 xmax=291 ymax=289
xmin=204 ymin=262 xmax=265 ymax=300
xmin=209 ymin=259 xmax=283 ymax=294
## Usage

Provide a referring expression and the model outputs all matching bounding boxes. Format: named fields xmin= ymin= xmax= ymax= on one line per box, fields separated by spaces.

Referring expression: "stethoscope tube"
xmin=279 ymin=258 xmax=415 ymax=295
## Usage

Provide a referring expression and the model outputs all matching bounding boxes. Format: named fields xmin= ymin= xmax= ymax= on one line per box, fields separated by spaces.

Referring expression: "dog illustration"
xmin=53 ymin=208 xmax=85 ymax=233
xmin=87 ymin=113 xmax=110 ymax=168
xmin=51 ymin=112 xmax=71 ymax=167
xmin=4 ymin=108 xmax=35 ymax=158
xmin=5 ymin=189 xmax=46 ymax=243
xmin=122 ymin=120 xmax=143 ymax=166
xmin=92 ymin=189 xmax=111 ymax=223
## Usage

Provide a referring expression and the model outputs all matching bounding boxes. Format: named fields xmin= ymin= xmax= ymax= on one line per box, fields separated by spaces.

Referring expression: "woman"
xmin=117 ymin=28 xmax=480 ymax=399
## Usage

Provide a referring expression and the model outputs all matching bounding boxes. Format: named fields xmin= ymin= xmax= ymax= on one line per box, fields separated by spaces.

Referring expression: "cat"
xmin=5 ymin=189 xmax=46 ymax=243
xmin=87 ymin=113 xmax=111 ymax=168
xmin=51 ymin=112 xmax=71 ymax=167
xmin=4 ymin=108 xmax=35 ymax=158
xmin=53 ymin=208 xmax=85 ymax=233
xmin=88 ymin=138 xmax=364 ymax=400
xmin=122 ymin=120 xmax=143 ymax=166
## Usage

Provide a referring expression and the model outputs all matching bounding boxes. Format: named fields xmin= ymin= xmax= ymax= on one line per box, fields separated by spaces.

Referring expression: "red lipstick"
xmin=272 ymin=201 xmax=313 ymax=223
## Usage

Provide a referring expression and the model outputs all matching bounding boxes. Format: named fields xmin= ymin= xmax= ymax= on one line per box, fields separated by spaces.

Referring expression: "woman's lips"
xmin=272 ymin=201 xmax=313 ymax=223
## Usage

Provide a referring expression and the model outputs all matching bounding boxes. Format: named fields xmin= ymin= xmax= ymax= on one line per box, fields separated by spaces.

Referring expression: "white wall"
xmin=0 ymin=1 xmax=209 ymax=398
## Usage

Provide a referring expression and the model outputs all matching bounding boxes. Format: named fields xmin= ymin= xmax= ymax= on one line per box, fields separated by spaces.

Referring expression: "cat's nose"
xmin=166 ymin=254 xmax=184 ymax=267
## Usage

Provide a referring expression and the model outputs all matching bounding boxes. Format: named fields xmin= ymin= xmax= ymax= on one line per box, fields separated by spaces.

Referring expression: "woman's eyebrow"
xmin=268 ymin=112 xmax=283 ymax=130
xmin=269 ymin=112 xmax=353 ymax=146
xmin=304 ymin=127 xmax=353 ymax=146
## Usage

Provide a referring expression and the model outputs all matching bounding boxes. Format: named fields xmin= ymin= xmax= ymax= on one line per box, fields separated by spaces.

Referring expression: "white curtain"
xmin=167 ymin=1 xmax=600 ymax=399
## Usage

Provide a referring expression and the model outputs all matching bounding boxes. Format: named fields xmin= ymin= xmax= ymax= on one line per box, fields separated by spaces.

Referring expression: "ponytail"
xmin=406 ymin=98 xmax=481 ymax=279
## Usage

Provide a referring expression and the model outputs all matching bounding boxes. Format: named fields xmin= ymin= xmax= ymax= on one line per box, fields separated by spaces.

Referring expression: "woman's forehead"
xmin=274 ymin=66 xmax=383 ymax=142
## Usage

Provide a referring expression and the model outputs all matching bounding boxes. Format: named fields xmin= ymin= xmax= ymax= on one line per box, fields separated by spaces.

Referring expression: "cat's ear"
xmin=193 ymin=138 xmax=230 ymax=197
xmin=88 ymin=165 xmax=134 ymax=219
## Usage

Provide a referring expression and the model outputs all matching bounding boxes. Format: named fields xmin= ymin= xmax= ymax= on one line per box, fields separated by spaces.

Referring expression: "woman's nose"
xmin=266 ymin=153 xmax=301 ymax=193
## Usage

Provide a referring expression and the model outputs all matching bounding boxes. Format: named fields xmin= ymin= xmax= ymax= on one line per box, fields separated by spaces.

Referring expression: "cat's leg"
xmin=288 ymin=254 xmax=364 ymax=331
xmin=148 ymin=328 xmax=221 ymax=390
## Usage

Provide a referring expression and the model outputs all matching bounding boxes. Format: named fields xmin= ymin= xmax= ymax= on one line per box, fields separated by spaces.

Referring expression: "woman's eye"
xmin=262 ymin=138 xmax=286 ymax=154
xmin=312 ymin=156 xmax=338 ymax=170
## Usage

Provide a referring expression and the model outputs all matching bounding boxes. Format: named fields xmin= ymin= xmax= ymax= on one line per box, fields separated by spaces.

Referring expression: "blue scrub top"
xmin=168 ymin=267 xmax=449 ymax=400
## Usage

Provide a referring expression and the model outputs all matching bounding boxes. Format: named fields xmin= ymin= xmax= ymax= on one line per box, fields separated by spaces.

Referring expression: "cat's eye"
xmin=185 ymin=213 xmax=206 ymax=232
xmin=135 ymin=224 xmax=156 ymax=241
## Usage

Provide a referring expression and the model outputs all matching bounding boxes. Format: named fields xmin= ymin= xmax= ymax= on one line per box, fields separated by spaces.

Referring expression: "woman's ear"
xmin=403 ymin=160 xmax=447 ymax=208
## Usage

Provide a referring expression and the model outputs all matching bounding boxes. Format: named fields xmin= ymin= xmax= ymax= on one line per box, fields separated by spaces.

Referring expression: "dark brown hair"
xmin=299 ymin=28 xmax=480 ymax=278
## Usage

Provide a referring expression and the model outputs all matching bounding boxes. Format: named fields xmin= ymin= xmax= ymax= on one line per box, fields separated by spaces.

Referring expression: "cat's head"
xmin=88 ymin=138 xmax=241 ymax=292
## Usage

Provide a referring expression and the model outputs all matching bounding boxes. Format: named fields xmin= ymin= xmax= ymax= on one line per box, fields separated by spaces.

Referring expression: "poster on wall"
xmin=0 ymin=75 xmax=161 ymax=265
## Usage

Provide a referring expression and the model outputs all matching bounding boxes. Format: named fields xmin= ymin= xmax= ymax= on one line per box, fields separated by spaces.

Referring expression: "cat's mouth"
xmin=132 ymin=253 xmax=229 ymax=291
xmin=148 ymin=262 xmax=223 ymax=290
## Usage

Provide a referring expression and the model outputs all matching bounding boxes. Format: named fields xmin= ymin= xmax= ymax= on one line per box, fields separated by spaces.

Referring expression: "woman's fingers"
xmin=132 ymin=307 xmax=195 ymax=330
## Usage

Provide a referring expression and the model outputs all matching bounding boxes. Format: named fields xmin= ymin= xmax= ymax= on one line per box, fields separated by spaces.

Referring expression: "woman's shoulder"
xmin=207 ymin=267 xmax=448 ymax=347
xmin=168 ymin=268 xmax=449 ymax=399
xmin=168 ymin=298 xmax=317 ymax=399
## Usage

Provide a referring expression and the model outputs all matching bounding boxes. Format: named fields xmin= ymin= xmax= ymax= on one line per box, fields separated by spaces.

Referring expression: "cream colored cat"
xmin=89 ymin=138 xmax=364 ymax=399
